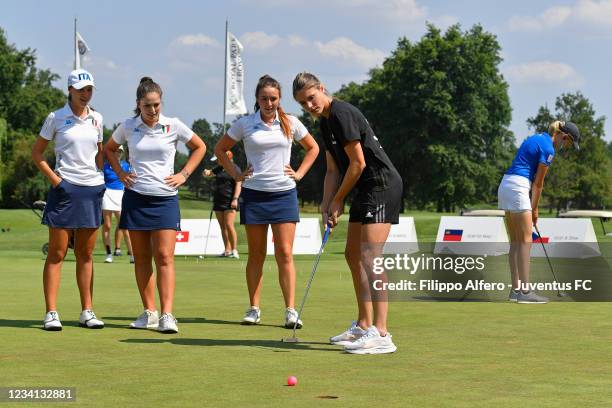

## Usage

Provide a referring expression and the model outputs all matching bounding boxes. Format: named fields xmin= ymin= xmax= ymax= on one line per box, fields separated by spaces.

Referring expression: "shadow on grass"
xmin=103 ymin=316 xmax=284 ymax=328
xmin=120 ymin=337 xmax=339 ymax=352
xmin=0 ymin=319 xmax=133 ymax=330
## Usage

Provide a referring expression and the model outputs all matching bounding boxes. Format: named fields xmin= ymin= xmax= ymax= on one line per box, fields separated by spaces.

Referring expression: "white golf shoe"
xmin=130 ymin=310 xmax=159 ymax=329
xmin=79 ymin=310 xmax=104 ymax=329
xmin=43 ymin=311 xmax=62 ymax=331
xmin=344 ymin=326 xmax=397 ymax=355
xmin=330 ymin=321 xmax=367 ymax=346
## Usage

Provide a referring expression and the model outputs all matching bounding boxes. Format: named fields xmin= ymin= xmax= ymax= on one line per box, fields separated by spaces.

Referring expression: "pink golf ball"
xmin=287 ymin=376 xmax=298 ymax=386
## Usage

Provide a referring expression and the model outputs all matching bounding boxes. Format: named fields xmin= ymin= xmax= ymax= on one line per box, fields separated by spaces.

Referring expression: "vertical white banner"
xmin=225 ymin=32 xmax=247 ymax=115
xmin=74 ymin=31 xmax=90 ymax=70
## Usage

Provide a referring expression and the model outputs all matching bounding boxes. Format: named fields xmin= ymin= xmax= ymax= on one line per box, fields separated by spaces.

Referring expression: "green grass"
xmin=1 ymin=204 xmax=612 ymax=407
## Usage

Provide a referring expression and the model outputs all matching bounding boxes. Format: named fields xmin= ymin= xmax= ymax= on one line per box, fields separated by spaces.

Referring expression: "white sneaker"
xmin=157 ymin=313 xmax=178 ymax=334
xmin=241 ymin=306 xmax=261 ymax=325
xmin=104 ymin=254 xmax=113 ymax=263
xmin=229 ymin=250 xmax=240 ymax=259
xmin=130 ymin=309 xmax=159 ymax=329
xmin=114 ymin=249 xmax=122 ymax=256
xmin=330 ymin=321 xmax=367 ymax=346
xmin=344 ymin=326 xmax=397 ymax=355
xmin=129 ymin=255 xmax=135 ymax=264
xmin=79 ymin=309 xmax=104 ymax=329
xmin=43 ymin=311 xmax=62 ymax=331
xmin=284 ymin=308 xmax=303 ymax=329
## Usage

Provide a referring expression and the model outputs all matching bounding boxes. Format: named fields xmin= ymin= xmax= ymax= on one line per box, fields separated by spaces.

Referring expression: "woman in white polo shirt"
xmin=214 ymin=75 xmax=319 ymax=328
xmin=32 ymin=69 xmax=106 ymax=331
xmin=104 ymin=77 xmax=206 ymax=334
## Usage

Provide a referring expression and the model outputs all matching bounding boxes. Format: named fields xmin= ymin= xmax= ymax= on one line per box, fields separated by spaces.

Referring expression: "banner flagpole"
xmin=222 ymin=19 xmax=228 ymax=134
xmin=74 ymin=17 xmax=78 ymax=69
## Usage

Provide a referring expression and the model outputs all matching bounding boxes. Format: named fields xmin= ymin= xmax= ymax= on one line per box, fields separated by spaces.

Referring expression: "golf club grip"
xmin=322 ymin=224 xmax=332 ymax=244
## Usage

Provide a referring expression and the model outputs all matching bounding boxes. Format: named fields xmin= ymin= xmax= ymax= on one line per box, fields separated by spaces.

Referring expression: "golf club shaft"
xmin=535 ymin=225 xmax=563 ymax=296
xmin=203 ymin=208 xmax=214 ymax=258
xmin=290 ymin=226 xmax=331 ymax=337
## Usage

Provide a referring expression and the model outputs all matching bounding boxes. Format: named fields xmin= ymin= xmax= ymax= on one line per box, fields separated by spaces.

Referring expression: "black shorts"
xmin=213 ymin=195 xmax=238 ymax=212
xmin=348 ymin=183 xmax=402 ymax=225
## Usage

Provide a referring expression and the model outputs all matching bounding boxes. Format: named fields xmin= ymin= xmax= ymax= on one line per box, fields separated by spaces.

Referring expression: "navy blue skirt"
xmin=119 ymin=189 xmax=181 ymax=231
xmin=42 ymin=180 xmax=105 ymax=229
xmin=240 ymin=187 xmax=299 ymax=225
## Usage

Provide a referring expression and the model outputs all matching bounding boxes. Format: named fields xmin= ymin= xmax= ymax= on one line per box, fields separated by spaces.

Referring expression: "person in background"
xmin=202 ymin=150 xmax=242 ymax=258
xmin=101 ymin=144 xmax=134 ymax=263
xmin=498 ymin=120 xmax=580 ymax=304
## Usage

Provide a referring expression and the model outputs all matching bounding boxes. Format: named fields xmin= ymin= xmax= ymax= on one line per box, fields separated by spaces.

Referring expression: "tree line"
xmin=1 ymin=25 xmax=610 ymax=211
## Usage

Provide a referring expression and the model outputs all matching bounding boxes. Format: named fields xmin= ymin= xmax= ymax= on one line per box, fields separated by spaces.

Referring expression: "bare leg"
xmin=113 ymin=211 xmax=122 ymax=252
xmin=102 ymin=211 xmax=113 ymax=253
xmin=225 ymin=210 xmax=238 ymax=252
xmin=43 ymin=228 xmax=70 ymax=312
xmin=505 ymin=213 xmax=520 ymax=289
xmin=129 ymin=230 xmax=156 ymax=311
xmin=121 ymin=229 xmax=133 ymax=255
xmin=271 ymin=222 xmax=297 ymax=308
xmin=151 ymin=229 xmax=177 ymax=314
xmin=215 ymin=211 xmax=230 ymax=254
xmin=345 ymin=222 xmax=372 ymax=330
xmin=244 ymin=224 xmax=268 ymax=307
xmin=360 ymin=223 xmax=392 ymax=335
xmin=73 ymin=228 xmax=99 ymax=310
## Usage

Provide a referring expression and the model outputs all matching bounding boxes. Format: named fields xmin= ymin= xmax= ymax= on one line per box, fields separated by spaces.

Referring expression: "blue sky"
xmin=3 ymin=0 xmax=612 ymax=143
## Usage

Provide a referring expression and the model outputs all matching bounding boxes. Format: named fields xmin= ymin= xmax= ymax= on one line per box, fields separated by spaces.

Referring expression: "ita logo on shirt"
xmin=161 ymin=125 xmax=171 ymax=134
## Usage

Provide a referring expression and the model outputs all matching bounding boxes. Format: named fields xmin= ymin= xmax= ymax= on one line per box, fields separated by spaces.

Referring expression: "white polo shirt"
xmin=111 ymin=114 xmax=193 ymax=196
xmin=39 ymin=104 xmax=104 ymax=186
xmin=227 ymin=111 xmax=308 ymax=192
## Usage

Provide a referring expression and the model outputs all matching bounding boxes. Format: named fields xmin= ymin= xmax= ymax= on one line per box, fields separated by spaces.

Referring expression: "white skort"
xmin=102 ymin=188 xmax=124 ymax=212
xmin=497 ymin=174 xmax=531 ymax=213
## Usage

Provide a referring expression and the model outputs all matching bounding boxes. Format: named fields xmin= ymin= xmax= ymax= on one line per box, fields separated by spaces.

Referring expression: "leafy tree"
xmin=0 ymin=27 xmax=65 ymax=207
xmin=527 ymin=92 xmax=611 ymax=210
xmin=335 ymin=24 xmax=515 ymax=212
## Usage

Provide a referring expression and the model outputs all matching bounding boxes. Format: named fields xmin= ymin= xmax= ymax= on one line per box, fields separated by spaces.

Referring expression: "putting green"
xmin=1 ymin=204 xmax=612 ymax=407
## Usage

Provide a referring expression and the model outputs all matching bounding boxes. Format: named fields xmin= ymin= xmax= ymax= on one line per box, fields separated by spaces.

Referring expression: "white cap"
xmin=68 ymin=69 xmax=95 ymax=89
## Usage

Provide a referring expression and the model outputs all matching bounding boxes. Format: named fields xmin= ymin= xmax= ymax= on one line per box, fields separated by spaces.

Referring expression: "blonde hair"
xmin=549 ymin=120 xmax=564 ymax=136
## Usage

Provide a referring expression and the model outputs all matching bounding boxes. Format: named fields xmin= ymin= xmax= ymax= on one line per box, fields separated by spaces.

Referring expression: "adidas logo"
xmin=365 ymin=212 xmax=374 ymax=218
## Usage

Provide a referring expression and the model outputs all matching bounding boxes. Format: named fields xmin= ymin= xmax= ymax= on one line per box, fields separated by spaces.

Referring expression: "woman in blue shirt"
xmin=498 ymin=120 xmax=580 ymax=304
xmin=101 ymin=145 xmax=133 ymax=263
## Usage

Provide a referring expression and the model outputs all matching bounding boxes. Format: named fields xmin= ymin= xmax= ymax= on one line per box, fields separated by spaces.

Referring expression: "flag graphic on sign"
xmin=532 ymin=231 xmax=549 ymax=243
xmin=443 ymin=229 xmax=463 ymax=242
xmin=176 ymin=231 xmax=190 ymax=243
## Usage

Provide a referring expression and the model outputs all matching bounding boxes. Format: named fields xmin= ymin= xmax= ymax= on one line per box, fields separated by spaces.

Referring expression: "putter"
xmin=534 ymin=225 xmax=567 ymax=297
xmin=282 ymin=224 xmax=332 ymax=343
xmin=202 ymin=208 xmax=214 ymax=259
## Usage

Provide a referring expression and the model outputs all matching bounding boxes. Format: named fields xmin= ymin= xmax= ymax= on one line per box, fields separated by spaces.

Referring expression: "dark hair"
xmin=134 ymin=77 xmax=163 ymax=117
xmin=254 ymin=75 xmax=291 ymax=139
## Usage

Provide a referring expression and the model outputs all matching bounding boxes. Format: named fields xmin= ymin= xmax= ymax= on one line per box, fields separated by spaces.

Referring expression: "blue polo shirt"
xmin=505 ymin=133 xmax=555 ymax=182
xmin=103 ymin=160 xmax=131 ymax=190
